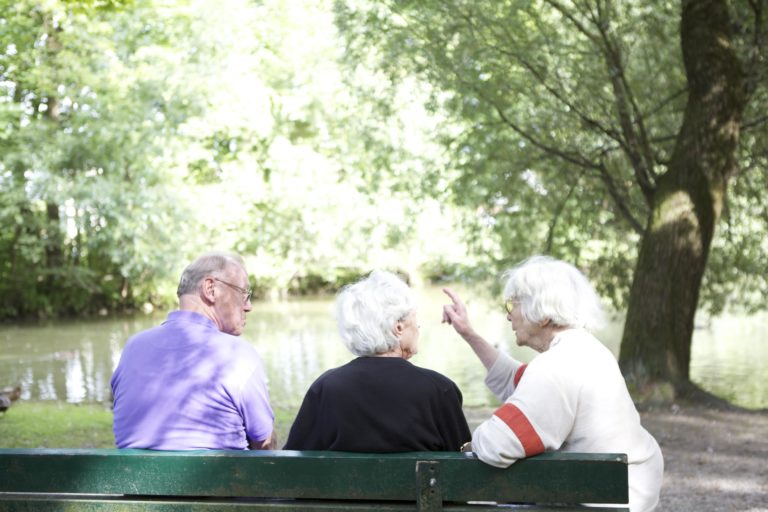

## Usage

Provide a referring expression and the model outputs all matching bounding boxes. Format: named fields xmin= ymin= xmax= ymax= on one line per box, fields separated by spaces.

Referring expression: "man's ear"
xmin=202 ymin=277 xmax=216 ymax=303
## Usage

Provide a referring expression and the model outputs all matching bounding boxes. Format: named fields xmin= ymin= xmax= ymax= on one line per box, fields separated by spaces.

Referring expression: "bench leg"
xmin=416 ymin=460 xmax=442 ymax=512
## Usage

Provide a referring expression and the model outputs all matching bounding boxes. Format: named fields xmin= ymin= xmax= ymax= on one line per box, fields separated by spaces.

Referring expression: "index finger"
xmin=442 ymin=287 xmax=463 ymax=306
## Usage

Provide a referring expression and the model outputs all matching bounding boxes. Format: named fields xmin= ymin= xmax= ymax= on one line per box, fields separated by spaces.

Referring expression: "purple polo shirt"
xmin=111 ymin=310 xmax=274 ymax=450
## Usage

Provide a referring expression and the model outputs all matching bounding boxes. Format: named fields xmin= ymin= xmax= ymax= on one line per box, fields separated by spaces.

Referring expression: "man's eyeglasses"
xmin=504 ymin=299 xmax=520 ymax=315
xmin=214 ymin=278 xmax=253 ymax=303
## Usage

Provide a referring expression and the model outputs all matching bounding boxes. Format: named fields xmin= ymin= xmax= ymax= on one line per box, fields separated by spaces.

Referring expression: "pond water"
xmin=1 ymin=285 xmax=766 ymax=409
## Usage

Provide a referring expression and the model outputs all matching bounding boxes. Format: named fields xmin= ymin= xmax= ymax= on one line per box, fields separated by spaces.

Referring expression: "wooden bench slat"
xmin=0 ymin=496 xmax=424 ymax=512
xmin=0 ymin=449 xmax=629 ymax=510
xmin=0 ymin=496 xmax=631 ymax=512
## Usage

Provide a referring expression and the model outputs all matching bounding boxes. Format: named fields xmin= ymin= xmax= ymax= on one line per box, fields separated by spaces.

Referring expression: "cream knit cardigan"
xmin=472 ymin=328 xmax=663 ymax=512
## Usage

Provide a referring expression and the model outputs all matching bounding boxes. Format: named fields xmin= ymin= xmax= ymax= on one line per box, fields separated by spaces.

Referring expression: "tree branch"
xmin=644 ymin=87 xmax=688 ymax=119
xmin=478 ymin=87 xmax=596 ymax=170
xmin=742 ymin=114 xmax=768 ymax=131
xmin=487 ymin=22 xmax=625 ymax=144
xmin=544 ymin=176 xmax=579 ymax=252
xmin=744 ymin=0 xmax=765 ymax=97
xmin=474 ymin=84 xmax=646 ymax=234
xmin=595 ymin=160 xmax=646 ymax=234
xmin=592 ymin=4 xmax=658 ymax=200
xmin=388 ymin=0 xmax=648 ymax=234
xmin=544 ymin=0 xmax=601 ymax=44
xmin=546 ymin=0 xmax=658 ymax=205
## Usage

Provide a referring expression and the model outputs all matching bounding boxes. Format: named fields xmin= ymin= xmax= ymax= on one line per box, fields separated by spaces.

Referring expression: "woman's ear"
xmin=393 ymin=320 xmax=404 ymax=337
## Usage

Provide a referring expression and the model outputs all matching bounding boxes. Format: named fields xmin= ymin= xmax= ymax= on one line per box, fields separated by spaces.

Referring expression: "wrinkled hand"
xmin=442 ymin=287 xmax=498 ymax=371
xmin=442 ymin=287 xmax=474 ymax=339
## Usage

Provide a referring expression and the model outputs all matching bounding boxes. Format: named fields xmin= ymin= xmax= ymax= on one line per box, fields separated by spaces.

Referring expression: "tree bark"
xmin=41 ymin=15 xmax=65 ymax=296
xmin=619 ymin=0 xmax=748 ymax=389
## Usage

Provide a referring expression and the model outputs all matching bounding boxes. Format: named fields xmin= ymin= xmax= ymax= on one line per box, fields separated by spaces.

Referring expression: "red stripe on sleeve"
xmin=493 ymin=403 xmax=545 ymax=457
xmin=513 ymin=364 xmax=528 ymax=387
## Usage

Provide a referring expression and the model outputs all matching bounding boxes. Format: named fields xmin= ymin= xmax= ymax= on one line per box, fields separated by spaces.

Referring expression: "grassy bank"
xmin=0 ymin=402 xmax=114 ymax=448
xmin=0 ymin=402 xmax=494 ymax=448
xmin=0 ymin=402 xmax=299 ymax=448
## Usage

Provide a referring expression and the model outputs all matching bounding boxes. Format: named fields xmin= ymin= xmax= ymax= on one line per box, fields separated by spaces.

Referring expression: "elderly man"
xmin=111 ymin=252 xmax=275 ymax=450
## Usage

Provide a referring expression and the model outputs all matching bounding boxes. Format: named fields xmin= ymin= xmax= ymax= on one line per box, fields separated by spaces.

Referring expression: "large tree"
xmin=621 ymin=1 xmax=759 ymax=391
xmin=334 ymin=0 xmax=767 ymax=397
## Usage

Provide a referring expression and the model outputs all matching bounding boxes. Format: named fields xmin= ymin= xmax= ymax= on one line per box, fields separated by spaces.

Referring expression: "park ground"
xmin=1 ymin=402 xmax=767 ymax=511
xmin=642 ymin=404 xmax=768 ymax=512
xmin=466 ymin=403 xmax=768 ymax=512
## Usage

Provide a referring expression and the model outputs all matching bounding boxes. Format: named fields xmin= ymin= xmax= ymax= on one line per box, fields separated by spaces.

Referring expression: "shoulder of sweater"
xmin=345 ymin=357 xmax=458 ymax=388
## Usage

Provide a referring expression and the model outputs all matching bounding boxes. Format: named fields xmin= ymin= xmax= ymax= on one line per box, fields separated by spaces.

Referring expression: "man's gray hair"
xmin=335 ymin=269 xmax=416 ymax=356
xmin=177 ymin=252 xmax=246 ymax=298
xmin=502 ymin=255 xmax=605 ymax=331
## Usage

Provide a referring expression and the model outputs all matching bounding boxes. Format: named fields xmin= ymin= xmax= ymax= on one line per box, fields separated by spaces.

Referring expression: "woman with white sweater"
xmin=442 ymin=255 xmax=663 ymax=512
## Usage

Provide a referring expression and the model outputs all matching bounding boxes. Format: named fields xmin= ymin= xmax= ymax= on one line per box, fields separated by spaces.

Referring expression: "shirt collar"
xmin=164 ymin=310 xmax=217 ymax=330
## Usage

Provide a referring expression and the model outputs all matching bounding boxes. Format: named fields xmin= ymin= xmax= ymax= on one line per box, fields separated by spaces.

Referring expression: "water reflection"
xmin=0 ymin=288 xmax=766 ymax=409
xmin=66 ymin=350 xmax=86 ymax=403
xmin=689 ymin=314 xmax=768 ymax=406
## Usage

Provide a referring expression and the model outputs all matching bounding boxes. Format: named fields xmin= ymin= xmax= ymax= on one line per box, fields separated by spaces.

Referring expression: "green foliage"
xmin=420 ymin=258 xmax=494 ymax=285
xmin=286 ymin=267 xmax=367 ymax=296
xmin=703 ymin=157 xmax=768 ymax=314
xmin=171 ymin=0 xmax=479 ymax=297
xmin=333 ymin=0 xmax=767 ymax=313
xmin=0 ymin=0 xmax=206 ymax=317
xmin=5 ymin=0 xmax=761 ymax=322
xmin=0 ymin=0 xmax=481 ymax=319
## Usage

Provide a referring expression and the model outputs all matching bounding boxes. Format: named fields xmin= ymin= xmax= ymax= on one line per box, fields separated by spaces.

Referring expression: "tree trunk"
xmin=45 ymin=201 xmax=64 ymax=268
xmin=619 ymin=0 xmax=748 ymax=391
xmin=41 ymin=15 xmax=64 ymax=298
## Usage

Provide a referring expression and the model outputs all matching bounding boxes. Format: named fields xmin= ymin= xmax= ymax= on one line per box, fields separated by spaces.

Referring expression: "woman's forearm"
xmin=461 ymin=329 xmax=499 ymax=371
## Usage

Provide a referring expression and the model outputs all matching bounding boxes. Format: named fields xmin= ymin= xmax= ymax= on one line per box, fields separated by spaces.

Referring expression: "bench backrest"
xmin=0 ymin=449 xmax=628 ymax=510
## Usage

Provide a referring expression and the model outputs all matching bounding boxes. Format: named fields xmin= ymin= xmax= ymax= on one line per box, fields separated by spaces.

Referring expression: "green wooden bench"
xmin=0 ymin=449 xmax=629 ymax=511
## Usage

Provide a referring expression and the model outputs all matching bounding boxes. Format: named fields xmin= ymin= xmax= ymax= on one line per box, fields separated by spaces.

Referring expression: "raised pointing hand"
xmin=442 ymin=287 xmax=472 ymax=337
xmin=442 ymin=288 xmax=499 ymax=371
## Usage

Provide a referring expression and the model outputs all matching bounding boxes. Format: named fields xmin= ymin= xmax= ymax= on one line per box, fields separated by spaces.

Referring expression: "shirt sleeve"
xmin=472 ymin=356 xmax=576 ymax=467
xmin=485 ymin=351 xmax=528 ymax=401
xmin=283 ymin=386 xmax=321 ymax=450
xmin=238 ymin=358 xmax=275 ymax=444
xmin=435 ymin=382 xmax=472 ymax=451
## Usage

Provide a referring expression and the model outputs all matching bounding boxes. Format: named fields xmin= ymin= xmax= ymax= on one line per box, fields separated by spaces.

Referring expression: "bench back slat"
xmin=0 ymin=449 xmax=628 ymax=505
